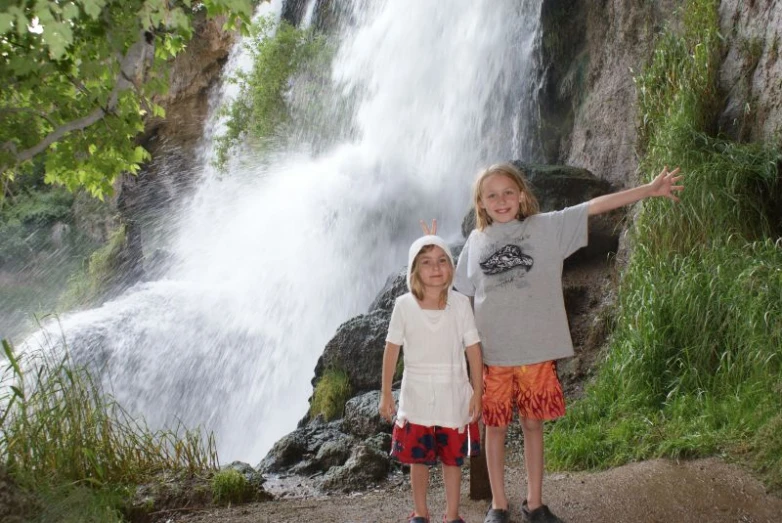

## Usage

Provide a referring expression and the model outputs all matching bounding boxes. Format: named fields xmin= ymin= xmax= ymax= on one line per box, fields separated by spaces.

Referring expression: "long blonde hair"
xmin=409 ymin=245 xmax=453 ymax=307
xmin=473 ymin=163 xmax=540 ymax=230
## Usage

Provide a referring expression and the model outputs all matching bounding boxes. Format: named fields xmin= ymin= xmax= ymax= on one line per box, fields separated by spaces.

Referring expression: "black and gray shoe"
xmin=521 ymin=500 xmax=564 ymax=523
xmin=484 ymin=506 xmax=511 ymax=523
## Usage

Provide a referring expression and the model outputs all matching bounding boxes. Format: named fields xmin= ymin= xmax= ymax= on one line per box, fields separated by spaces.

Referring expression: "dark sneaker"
xmin=483 ymin=507 xmax=510 ymax=523
xmin=442 ymin=517 xmax=466 ymax=523
xmin=521 ymin=500 xmax=564 ymax=523
xmin=409 ymin=513 xmax=430 ymax=523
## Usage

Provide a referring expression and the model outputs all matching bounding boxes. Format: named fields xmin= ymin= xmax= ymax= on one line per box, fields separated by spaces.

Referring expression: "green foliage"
xmin=549 ymin=0 xmax=782 ymax=489
xmin=0 ymin=339 xmax=219 ymax=490
xmin=211 ymin=469 xmax=250 ymax=506
xmin=1 ymin=0 xmax=254 ymax=198
xmin=0 ymin=185 xmax=78 ymax=267
xmin=310 ymin=368 xmax=351 ymax=421
xmin=59 ymin=224 xmax=127 ymax=309
xmin=215 ymin=15 xmax=330 ymax=167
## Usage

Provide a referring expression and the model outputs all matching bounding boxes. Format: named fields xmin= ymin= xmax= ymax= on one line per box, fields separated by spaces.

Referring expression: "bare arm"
xmin=588 ymin=166 xmax=683 ymax=216
xmin=465 ymin=342 xmax=483 ymax=422
xmin=379 ymin=342 xmax=401 ymax=421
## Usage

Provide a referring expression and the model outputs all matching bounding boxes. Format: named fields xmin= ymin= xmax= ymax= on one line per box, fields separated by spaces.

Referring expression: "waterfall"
xmin=21 ymin=0 xmax=543 ymax=464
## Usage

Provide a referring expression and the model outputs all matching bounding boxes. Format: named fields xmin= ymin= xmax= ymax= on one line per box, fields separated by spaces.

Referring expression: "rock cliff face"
xmin=113 ymin=15 xmax=238 ymax=277
xmin=538 ymin=0 xmax=782 ymax=187
xmin=718 ymin=0 xmax=782 ymax=143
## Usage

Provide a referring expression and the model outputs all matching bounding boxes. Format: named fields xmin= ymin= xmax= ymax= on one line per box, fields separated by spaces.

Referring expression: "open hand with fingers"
xmin=648 ymin=165 xmax=684 ymax=201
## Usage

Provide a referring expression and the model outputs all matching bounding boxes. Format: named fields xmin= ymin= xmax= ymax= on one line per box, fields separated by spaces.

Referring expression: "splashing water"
xmin=22 ymin=0 xmax=543 ymax=464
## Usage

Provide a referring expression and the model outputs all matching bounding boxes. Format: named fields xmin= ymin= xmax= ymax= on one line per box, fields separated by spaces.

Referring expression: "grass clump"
xmin=0 ymin=338 xmax=220 ymax=519
xmin=310 ymin=368 xmax=351 ymax=421
xmin=549 ymin=0 xmax=782 ymax=491
xmin=211 ymin=469 xmax=249 ymax=506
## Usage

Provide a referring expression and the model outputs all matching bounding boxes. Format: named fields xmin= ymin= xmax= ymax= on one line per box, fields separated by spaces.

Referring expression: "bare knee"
xmin=520 ymin=417 xmax=543 ymax=435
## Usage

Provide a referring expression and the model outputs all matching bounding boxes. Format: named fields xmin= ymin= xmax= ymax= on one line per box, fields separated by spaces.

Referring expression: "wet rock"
xmin=319 ymin=444 xmax=391 ymax=492
xmin=312 ymin=309 xmax=390 ymax=396
xmin=341 ymin=390 xmax=398 ymax=439
xmin=367 ymin=268 xmax=407 ymax=313
xmin=258 ymin=422 xmax=352 ymax=474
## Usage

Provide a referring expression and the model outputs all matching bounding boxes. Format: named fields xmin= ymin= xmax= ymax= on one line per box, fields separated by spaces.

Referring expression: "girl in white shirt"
xmin=379 ymin=234 xmax=483 ymax=523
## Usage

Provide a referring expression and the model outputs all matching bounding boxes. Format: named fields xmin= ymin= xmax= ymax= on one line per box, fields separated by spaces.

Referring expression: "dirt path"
xmin=159 ymin=457 xmax=782 ymax=523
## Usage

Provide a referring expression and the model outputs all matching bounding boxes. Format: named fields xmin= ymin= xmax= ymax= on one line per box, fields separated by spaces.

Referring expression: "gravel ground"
xmin=155 ymin=457 xmax=782 ymax=523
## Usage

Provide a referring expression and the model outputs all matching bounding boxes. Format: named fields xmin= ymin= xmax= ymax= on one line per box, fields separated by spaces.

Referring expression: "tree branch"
xmin=2 ymin=30 xmax=154 ymax=169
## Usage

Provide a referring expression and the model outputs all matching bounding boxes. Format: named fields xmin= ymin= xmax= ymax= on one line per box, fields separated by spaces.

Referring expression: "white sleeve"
xmin=385 ymin=298 xmax=405 ymax=346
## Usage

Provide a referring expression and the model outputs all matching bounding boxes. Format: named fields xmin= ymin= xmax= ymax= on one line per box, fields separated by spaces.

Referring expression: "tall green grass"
xmin=549 ymin=0 xmax=782 ymax=491
xmin=1 ymin=337 xmax=220 ymax=519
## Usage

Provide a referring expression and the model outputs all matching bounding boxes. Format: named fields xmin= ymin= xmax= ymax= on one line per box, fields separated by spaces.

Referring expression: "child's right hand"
xmin=378 ymin=393 xmax=396 ymax=422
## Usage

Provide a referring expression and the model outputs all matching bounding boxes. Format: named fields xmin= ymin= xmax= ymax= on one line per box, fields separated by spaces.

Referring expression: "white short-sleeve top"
xmin=386 ymin=289 xmax=480 ymax=428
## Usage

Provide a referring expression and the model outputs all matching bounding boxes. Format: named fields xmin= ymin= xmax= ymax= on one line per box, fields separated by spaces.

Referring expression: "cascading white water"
xmin=22 ymin=0 xmax=543 ymax=464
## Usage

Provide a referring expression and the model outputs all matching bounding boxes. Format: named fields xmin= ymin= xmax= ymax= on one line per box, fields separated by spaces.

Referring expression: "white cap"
xmin=406 ymin=235 xmax=454 ymax=291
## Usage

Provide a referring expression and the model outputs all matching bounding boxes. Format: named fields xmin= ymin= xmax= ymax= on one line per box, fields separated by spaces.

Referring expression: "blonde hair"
xmin=409 ymin=244 xmax=453 ymax=307
xmin=473 ymin=163 xmax=540 ymax=230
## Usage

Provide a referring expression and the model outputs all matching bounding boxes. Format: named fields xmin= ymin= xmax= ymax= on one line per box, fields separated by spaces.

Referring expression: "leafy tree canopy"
xmin=0 ymin=0 xmax=254 ymax=199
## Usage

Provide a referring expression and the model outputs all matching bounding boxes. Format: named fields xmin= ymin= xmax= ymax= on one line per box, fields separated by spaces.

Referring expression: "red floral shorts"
xmin=390 ymin=421 xmax=480 ymax=467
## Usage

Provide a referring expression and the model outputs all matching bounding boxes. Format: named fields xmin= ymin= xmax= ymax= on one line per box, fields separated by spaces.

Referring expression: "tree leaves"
xmin=1 ymin=0 xmax=254 ymax=197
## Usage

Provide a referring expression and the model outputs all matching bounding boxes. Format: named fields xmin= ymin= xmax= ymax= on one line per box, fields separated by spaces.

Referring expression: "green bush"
xmin=310 ymin=368 xmax=351 ymax=421
xmin=211 ymin=469 xmax=249 ymax=506
xmin=549 ymin=0 xmax=782 ymax=490
xmin=215 ymin=15 xmax=330 ymax=167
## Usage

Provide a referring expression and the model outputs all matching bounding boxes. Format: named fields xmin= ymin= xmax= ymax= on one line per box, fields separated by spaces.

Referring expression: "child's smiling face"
xmin=479 ymin=173 xmax=523 ymax=224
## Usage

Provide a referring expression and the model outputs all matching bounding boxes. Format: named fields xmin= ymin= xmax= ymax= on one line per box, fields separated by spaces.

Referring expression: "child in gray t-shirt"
xmin=446 ymin=162 xmax=683 ymax=523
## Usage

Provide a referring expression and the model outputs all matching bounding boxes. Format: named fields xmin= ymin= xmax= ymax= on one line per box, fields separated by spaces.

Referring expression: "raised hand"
xmin=648 ymin=165 xmax=684 ymax=202
xmin=419 ymin=219 xmax=437 ymax=235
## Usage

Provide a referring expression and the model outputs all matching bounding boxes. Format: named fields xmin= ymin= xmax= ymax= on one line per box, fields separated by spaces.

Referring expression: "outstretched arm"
xmin=588 ymin=166 xmax=683 ymax=216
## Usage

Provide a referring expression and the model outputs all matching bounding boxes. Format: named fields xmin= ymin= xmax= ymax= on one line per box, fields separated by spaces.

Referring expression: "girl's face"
xmin=415 ymin=246 xmax=452 ymax=290
xmin=479 ymin=173 xmax=523 ymax=224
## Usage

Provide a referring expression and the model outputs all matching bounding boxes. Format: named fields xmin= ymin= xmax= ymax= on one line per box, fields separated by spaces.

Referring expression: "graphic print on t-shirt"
xmin=479 ymin=244 xmax=534 ymax=275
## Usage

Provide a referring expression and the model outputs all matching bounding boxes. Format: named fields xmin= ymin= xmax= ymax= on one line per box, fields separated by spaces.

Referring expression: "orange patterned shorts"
xmin=482 ymin=361 xmax=565 ymax=426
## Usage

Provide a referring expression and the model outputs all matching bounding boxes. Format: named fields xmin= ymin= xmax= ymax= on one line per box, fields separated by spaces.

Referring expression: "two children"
xmin=382 ymin=162 xmax=682 ymax=523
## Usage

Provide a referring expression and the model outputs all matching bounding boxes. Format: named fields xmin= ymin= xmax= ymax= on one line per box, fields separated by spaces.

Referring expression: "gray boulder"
xmin=311 ymin=309 xmax=389 ymax=396
xmin=341 ymin=390 xmax=399 ymax=439
xmin=319 ymin=444 xmax=391 ymax=492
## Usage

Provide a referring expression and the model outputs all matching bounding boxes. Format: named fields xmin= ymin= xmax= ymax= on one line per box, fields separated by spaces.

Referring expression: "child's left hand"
xmin=469 ymin=393 xmax=482 ymax=423
xmin=648 ymin=165 xmax=684 ymax=201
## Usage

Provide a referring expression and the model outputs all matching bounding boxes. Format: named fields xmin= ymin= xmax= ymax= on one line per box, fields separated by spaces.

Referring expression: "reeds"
xmin=0 ymin=338 xmax=219 ymax=489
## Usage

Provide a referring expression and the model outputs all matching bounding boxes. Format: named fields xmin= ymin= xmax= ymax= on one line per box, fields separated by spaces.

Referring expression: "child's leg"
xmin=442 ymin=464 xmax=461 ymax=520
xmin=410 ymin=463 xmax=430 ymax=518
xmin=485 ymin=425 xmax=509 ymax=510
xmin=520 ymin=417 xmax=544 ymax=510
xmin=483 ymin=365 xmax=518 ymax=512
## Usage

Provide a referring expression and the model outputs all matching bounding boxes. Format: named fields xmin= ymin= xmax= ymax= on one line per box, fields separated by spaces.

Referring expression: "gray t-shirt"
xmin=454 ymin=203 xmax=589 ymax=366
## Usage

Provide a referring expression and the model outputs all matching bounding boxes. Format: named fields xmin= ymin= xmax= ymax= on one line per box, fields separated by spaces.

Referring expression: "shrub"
xmin=211 ymin=469 xmax=249 ymax=506
xmin=309 ymin=368 xmax=351 ymax=421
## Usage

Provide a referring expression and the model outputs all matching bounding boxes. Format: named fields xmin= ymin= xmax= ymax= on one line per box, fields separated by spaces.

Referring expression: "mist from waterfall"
xmin=22 ymin=0 xmax=543 ymax=464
